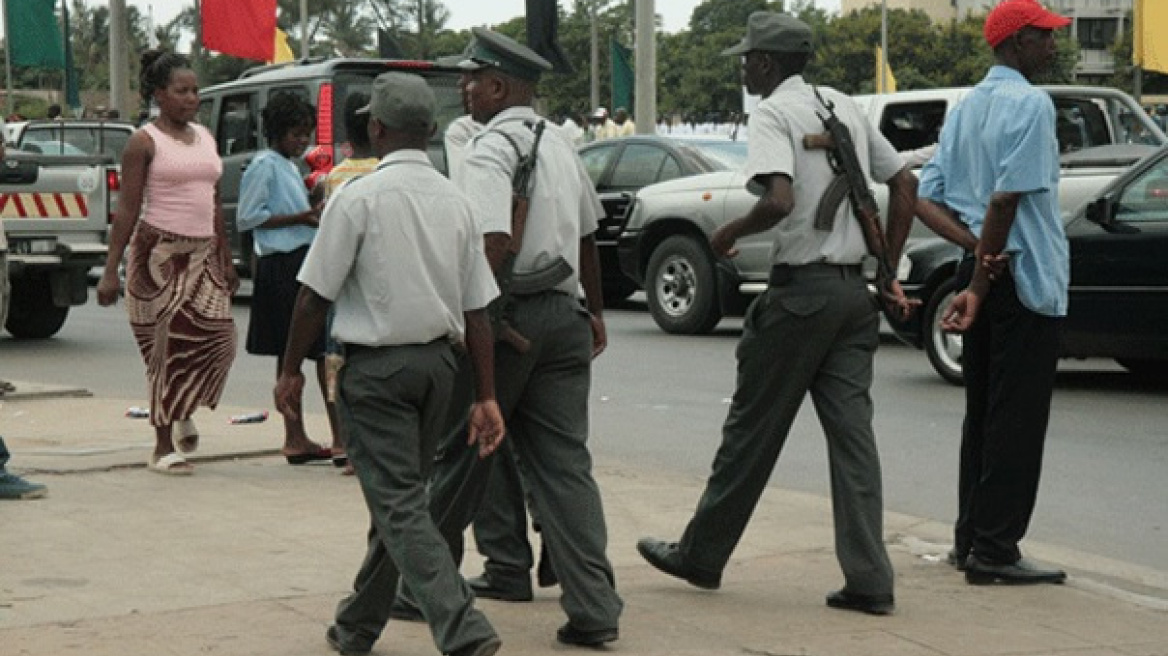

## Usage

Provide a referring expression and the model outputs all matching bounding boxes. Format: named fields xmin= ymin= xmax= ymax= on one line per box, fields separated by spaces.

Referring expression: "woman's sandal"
xmin=148 ymin=452 xmax=194 ymax=476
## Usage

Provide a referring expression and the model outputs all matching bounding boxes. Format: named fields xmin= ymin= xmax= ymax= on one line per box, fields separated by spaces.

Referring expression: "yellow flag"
xmin=1134 ymin=0 xmax=1168 ymax=74
xmin=876 ymin=46 xmax=897 ymax=94
xmin=270 ymin=28 xmax=295 ymax=64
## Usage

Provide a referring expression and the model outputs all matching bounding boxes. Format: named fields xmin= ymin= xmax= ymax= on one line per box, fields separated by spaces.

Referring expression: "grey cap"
xmin=459 ymin=27 xmax=552 ymax=82
xmin=722 ymin=12 xmax=813 ymax=56
xmin=357 ymin=72 xmax=436 ymax=133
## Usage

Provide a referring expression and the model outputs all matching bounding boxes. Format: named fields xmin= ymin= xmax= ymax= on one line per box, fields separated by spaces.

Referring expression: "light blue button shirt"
xmin=918 ymin=66 xmax=1069 ymax=317
xmin=237 ymin=149 xmax=317 ymax=256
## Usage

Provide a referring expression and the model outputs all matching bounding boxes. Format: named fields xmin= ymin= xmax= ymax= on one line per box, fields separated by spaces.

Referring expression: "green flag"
xmin=5 ymin=0 xmax=66 ymax=69
xmin=610 ymin=38 xmax=633 ymax=113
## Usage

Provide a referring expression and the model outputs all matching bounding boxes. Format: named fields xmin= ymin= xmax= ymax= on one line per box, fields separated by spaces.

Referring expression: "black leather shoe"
xmin=326 ymin=625 xmax=372 ymax=655
xmin=468 ymin=574 xmax=533 ymax=602
xmin=965 ymin=556 xmax=1067 ymax=585
xmin=388 ymin=597 xmax=424 ymax=622
xmin=636 ymin=538 xmax=721 ymax=590
xmin=947 ymin=549 xmax=969 ymax=571
xmin=449 ymin=635 xmax=502 ymax=656
xmin=556 ymin=623 xmax=619 ymax=646
xmin=825 ymin=589 xmax=895 ymax=616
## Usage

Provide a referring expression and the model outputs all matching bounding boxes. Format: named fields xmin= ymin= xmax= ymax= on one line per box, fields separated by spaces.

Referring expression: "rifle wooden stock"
xmin=803 ymin=132 xmax=835 ymax=150
xmin=497 ymin=321 xmax=532 ymax=353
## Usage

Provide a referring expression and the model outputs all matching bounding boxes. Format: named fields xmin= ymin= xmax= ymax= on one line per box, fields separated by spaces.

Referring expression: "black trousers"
xmin=954 ymin=260 xmax=1062 ymax=564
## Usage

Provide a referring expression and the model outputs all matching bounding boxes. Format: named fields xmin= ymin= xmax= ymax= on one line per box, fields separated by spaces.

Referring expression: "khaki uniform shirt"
xmin=299 ymin=150 xmax=498 ymax=346
xmin=458 ymin=106 xmax=603 ymax=296
xmin=745 ymin=76 xmax=904 ymax=266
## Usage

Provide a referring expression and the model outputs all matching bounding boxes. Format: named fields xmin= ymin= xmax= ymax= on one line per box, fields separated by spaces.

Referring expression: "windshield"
xmin=678 ymin=140 xmax=749 ymax=171
xmin=19 ymin=124 xmax=131 ymax=161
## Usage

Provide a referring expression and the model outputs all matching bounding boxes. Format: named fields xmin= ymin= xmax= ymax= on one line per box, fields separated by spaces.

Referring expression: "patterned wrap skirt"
xmin=125 ymin=221 xmax=237 ymax=428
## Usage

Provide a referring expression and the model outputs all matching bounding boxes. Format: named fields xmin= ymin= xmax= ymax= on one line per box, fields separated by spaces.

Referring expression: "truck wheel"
xmin=646 ymin=235 xmax=722 ymax=334
xmin=5 ymin=274 xmax=69 ymax=339
xmin=923 ymin=276 xmax=964 ymax=386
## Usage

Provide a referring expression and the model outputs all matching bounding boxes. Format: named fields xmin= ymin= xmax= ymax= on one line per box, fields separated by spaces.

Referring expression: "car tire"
xmin=1116 ymin=358 xmax=1166 ymax=378
xmin=923 ymin=276 xmax=965 ymax=386
xmin=645 ymin=235 xmax=722 ymax=334
xmin=5 ymin=273 xmax=69 ymax=339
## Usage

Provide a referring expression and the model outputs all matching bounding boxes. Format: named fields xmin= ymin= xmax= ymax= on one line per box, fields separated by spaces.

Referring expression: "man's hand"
xmin=879 ymin=278 xmax=921 ymax=322
xmin=710 ymin=222 xmax=740 ymax=258
xmin=980 ymin=252 xmax=1010 ymax=281
xmin=941 ymin=289 xmax=983 ymax=333
xmin=589 ymin=313 xmax=607 ymax=358
xmin=96 ymin=270 xmax=121 ymax=306
xmin=274 ymin=371 xmax=306 ymax=423
xmin=467 ymin=400 xmax=506 ymax=458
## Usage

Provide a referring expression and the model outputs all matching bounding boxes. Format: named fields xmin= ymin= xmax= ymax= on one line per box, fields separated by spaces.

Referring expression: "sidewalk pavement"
xmin=2 ymin=382 xmax=1166 ymax=656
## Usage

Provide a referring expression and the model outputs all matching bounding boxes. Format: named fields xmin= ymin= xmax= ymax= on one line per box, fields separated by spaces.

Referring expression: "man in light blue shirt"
xmin=917 ymin=0 xmax=1070 ymax=587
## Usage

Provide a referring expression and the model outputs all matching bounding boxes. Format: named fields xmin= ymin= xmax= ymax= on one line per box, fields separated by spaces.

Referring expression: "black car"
xmin=886 ymin=145 xmax=1168 ymax=384
xmin=577 ymin=136 xmax=747 ymax=303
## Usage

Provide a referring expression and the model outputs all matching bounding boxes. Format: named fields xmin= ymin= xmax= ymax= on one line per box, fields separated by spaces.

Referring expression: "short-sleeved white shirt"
xmin=298 ymin=149 xmax=498 ymax=347
xmin=458 ymin=106 xmax=603 ymax=295
xmin=745 ymin=76 xmax=904 ymax=266
xmin=444 ymin=115 xmax=483 ymax=183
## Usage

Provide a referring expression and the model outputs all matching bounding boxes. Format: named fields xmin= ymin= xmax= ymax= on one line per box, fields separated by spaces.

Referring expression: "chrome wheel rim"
xmin=655 ymin=254 xmax=697 ymax=318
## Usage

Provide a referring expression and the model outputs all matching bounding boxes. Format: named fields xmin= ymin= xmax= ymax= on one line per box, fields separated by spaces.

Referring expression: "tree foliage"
xmin=4 ymin=0 xmax=1156 ymax=121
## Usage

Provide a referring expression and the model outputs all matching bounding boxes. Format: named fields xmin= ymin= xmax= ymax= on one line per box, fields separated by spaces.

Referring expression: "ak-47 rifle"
xmin=802 ymin=87 xmax=904 ymax=315
xmin=489 ymin=120 xmax=547 ymax=353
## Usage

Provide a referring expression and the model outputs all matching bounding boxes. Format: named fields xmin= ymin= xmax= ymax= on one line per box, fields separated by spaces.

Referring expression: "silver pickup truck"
xmin=617 ymin=85 xmax=1167 ymax=335
xmin=1 ymin=151 xmax=110 ymax=338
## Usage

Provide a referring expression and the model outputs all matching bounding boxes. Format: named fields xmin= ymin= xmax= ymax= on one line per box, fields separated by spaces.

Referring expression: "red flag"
xmin=201 ymin=0 xmax=277 ymax=61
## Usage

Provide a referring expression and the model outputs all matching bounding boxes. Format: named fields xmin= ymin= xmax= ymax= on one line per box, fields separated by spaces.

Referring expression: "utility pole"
xmin=880 ymin=0 xmax=889 ymax=93
xmin=300 ymin=0 xmax=309 ymax=59
xmin=633 ymin=0 xmax=655 ymax=134
xmin=109 ymin=0 xmax=132 ymax=117
xmin=590 ymin=1 xmax=600 ymax=112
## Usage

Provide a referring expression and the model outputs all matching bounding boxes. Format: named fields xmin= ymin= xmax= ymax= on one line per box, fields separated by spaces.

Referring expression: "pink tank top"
xmin=142 ymin=123 xmax=222 ymax=237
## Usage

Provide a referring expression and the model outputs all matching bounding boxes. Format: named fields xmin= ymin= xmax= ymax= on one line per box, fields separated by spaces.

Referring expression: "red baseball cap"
xmin=984 ymin=0 xmax=1071 ymax=48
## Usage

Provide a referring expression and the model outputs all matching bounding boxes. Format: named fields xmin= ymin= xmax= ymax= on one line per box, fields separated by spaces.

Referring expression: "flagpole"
xmin=300 ymin=0 xmax=308 ymax=59
xmin=880 ymin=0 xmax=888 ymax=94
xmin=590 ymin=0 xmax=599 ymax=112
xmin=3 ymin=0 xmax=14 ymax=117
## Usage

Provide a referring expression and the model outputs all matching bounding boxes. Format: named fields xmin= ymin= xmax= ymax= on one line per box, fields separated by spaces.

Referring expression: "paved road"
xmin=3 ymin=297 xmax=1166 ymax=574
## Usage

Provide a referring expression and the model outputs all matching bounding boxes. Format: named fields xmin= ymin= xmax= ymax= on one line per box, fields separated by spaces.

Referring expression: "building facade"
xmin=846 ymin=0 xmax=1133 ymax=82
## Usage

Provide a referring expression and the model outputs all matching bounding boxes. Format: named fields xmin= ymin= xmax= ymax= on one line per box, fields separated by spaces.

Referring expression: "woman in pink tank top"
xmin=96 ymin=49 xmax=238 ymax=476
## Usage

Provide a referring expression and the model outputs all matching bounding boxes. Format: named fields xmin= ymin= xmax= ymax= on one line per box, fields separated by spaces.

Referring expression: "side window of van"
xmin=197 ymin=99 xmax=214 ymax=130
xmin=879 ymin=101 xmax=947 ymax=152
xmin=217 ymin=94 xmax=258 ymax=157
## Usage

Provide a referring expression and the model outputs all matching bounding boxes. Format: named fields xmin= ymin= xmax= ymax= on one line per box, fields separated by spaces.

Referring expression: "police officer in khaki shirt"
xmin=274 ymin=72 xmax=505 ymax=656
xmin=637 ymin=12 xmax=918 ymax=616
xmin=401 ymin=27 xmax=623 ymax=647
